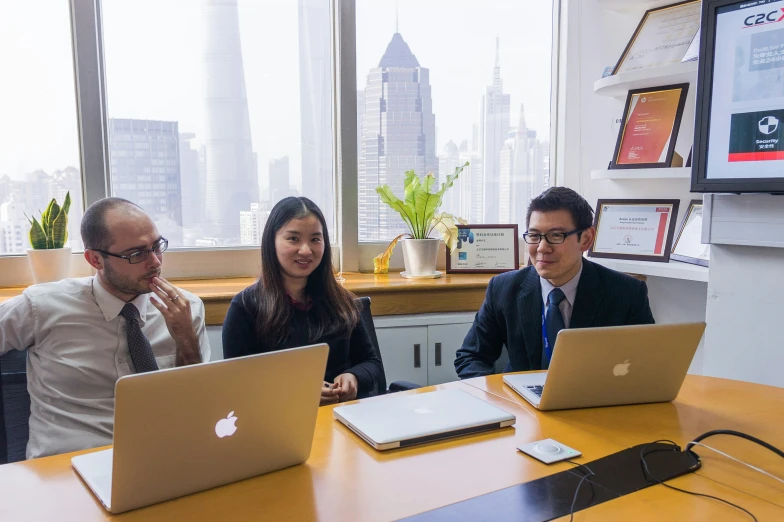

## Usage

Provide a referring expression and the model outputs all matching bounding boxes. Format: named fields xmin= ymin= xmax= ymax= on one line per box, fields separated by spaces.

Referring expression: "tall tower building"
xmin=512 ymin=104 xmax=531 ymax=226
xmin=269 ymin=156 xmax=294 ymax=201
xmin=202 ymin=0 xmax=259 ymax=241
xmin=298 ymin=0 xmax=333 ymax=226
xmin=481 ymin=38 xmax=511 ymax=223
xmin=358 ymin=32 xmax=438 ymax=241
xmin=108 ymin=118 xmax=183 ymax=244
xmin=498 ymin=131 xmax=516 ymax=223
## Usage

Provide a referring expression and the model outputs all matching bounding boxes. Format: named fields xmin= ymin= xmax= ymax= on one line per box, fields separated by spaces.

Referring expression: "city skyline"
xmin=1 ymin=0 xmax=554 ymax=253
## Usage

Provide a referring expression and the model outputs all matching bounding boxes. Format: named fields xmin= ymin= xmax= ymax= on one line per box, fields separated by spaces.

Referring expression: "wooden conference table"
xmin=1 ymin=375 xmax=782 ymax=521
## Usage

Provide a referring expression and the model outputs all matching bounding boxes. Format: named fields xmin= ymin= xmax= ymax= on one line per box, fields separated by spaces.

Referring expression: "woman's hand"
xmin=320 ymin=381 xmax=340 ymax=406
xmin=333 ymin=373 xmax=358 ymax=402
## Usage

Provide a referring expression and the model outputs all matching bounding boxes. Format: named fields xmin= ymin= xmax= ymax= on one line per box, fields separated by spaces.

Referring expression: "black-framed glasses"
xmin=93 ymin=238 xmax=168 ymax=264
xmin=522 ymin=229 xmax=583 ymax=245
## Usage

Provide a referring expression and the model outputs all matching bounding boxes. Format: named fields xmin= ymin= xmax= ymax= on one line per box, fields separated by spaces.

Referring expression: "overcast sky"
xmin=0 ymin=0 xmax=553 ymax=190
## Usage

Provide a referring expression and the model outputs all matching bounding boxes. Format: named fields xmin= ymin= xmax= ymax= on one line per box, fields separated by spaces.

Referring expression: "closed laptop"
xmin=334 ymin=388 xmax=515 ymax=450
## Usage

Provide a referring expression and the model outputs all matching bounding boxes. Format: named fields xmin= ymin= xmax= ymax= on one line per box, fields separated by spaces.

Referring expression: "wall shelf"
xmin=591 ymin=167 xmax=691 ymax=180
xmin=589 ymin=257 xmax=709 ymax=283
xmin=594 ymin=61 xmax=698 ymax=98
xmin=598 ymin=0 xmax=685 ymax=14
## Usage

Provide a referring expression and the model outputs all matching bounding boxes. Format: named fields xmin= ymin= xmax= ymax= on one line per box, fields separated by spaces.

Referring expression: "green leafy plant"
xmin=373 ymin=163 xmax=468 ymax=274
xmin=26 ymin=192 xmax=71 ymax=249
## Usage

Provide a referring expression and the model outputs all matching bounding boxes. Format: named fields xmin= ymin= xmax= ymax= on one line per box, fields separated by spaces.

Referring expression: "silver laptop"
xmin=333 ymin=388 xmax=515 ymax=450
xmin=72 ymin=343 xmax=329 ymax=514
xmin=504 ymin=322 xmax=706 ymax=411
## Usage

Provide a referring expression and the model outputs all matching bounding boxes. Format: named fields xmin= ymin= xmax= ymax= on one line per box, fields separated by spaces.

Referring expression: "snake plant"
xmin=26 ymin=192 xmax=71 ymax=249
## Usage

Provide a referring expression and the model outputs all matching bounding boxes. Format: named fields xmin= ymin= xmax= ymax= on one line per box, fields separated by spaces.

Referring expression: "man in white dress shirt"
xmin=0 ymin=198 xmax=210 ymax=459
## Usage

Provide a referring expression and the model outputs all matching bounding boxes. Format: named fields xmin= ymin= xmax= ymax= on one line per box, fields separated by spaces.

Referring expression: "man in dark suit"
xmin=455 ymin=187 xmax=655 ymax=378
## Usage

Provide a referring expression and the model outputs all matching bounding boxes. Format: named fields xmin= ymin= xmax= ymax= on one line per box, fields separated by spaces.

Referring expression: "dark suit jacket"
xmin=454 ymin=259 xmax=655 ymax=378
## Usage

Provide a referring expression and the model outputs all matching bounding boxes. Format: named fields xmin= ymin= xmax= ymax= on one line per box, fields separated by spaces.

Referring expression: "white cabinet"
xmin=374 ymin=313 xmax=475 ymax=387
xmin=375 ymin=326 xmax=428 ymax=386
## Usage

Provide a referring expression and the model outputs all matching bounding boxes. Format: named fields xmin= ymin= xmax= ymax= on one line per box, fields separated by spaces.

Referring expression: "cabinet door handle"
xmin=414 ymin=344 xmax=421 ymax=368
xmin=435 ymin=342 xmax=442 ymax=366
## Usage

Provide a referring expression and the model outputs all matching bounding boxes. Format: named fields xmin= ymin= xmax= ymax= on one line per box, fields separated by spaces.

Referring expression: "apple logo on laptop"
xmin=414 ymin=407 xmax=434 ymax=415
xmin=215 ymin=411 xmax=238 ymax=438
xmin=613 ymin=359 xmax=631 ymax=377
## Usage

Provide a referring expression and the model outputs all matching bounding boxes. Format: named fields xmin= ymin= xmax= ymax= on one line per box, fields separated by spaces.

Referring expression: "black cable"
xmin=686 ymin=429 xmax=784 ymax=460
xmin=566 ymin=459 xmax=596 ymax=522
xmin=640 ymin=441 xmax=758 ymax=522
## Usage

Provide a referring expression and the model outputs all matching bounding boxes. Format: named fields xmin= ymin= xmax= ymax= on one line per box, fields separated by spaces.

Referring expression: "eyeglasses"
xmin=93 ymin=238 xmax=168 ymax=264
xmin=522 ymin=229 xmax=583 ymax=245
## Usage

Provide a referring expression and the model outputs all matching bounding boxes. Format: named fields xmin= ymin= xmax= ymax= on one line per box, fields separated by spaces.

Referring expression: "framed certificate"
xmin=589 ymin=200 xmax=680 ymax=262
xmin=610 ymin=83 xmax=689 ymax=169
xmin=446 ymin=224 xmax=519 ymax=274
xmin=671 ymin=200 xmax=709 ymax=267
xmin=613 ymin=0 xmax=702 ymax=74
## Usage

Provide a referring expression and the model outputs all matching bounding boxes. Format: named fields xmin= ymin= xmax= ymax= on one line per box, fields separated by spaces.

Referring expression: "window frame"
xmin=1 ymin=0 xmax=560 ymax=285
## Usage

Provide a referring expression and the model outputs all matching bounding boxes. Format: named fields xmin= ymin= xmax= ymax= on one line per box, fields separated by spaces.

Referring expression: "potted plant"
xmin=374 ymin=163 xmax=467 ymax=277
xmin=25 ymin=192 xmax=72 ymax=284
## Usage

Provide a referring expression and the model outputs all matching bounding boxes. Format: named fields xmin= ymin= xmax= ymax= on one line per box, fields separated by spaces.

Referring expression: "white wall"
xmin=558 ymin=0 xmax=708 ymax=371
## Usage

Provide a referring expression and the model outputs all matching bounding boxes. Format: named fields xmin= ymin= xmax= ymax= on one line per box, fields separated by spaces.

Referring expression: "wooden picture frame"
xmin=446 ymin=224 xmax=519 ymax=274
xmin=589 ymin=199 xmax=680 ymax=263
xmin=610 ymin=83 xmax=690 ymax=170
xmin=671 ymin=199 xmax=709 ymax=267
xmin=613 ymin=0 xmax=702 ymax=74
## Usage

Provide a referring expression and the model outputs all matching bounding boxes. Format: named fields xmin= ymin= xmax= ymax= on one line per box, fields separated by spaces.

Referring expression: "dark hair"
xmin=526 ymin=187 xmax=594 ymax=235
xmin=253 ymin=197 xmax=359 ymax=346
xmin=81 ymin=197 xmax=143 ymax=251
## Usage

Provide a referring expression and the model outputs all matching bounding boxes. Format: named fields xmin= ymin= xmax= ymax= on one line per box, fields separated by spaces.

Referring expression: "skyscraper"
xmin=358 ymin=32 xmax=438 ymax=241
xmin=298 ymin=0 xmax=333 ymax=226
xmin=108 ymin=118 xmax=184 ymax=245
xmin=481 ymin=38 xmax=511 ymax=224
xmin=269 ymin=156 xmax=296 ymax=201
xmin=202 ymin=0 xmax=259 ymax=241
xmin=498 ymin=131 xmax=516 ymax=223
xmin=240 ymin=203 xmax=269 ymax=245
xmin=179 ymin=132 xmax=204 ymax=230
xmin=512 ymin=104 xmax=531 ymax=226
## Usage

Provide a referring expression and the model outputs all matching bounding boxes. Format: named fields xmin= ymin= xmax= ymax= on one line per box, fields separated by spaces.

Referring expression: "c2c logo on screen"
xmin=743 ymin=8 xmax=784 ymax=27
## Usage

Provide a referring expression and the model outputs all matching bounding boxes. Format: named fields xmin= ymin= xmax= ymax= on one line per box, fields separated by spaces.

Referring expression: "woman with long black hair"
xmin=222 ymin=197 xmax=384 ymax=404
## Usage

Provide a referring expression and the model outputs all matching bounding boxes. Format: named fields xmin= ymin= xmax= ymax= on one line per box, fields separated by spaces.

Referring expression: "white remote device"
xmin=518 ymin=438 xmax=582 ymax=464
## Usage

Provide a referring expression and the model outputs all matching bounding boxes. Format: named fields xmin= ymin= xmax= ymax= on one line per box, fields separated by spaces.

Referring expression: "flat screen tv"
xmin=692 ymin=0 xmax=784 ymax=193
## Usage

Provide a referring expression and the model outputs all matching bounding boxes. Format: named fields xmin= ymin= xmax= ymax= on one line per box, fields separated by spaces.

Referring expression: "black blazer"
xmin=454 ymin=259 xmax=655 ymax=378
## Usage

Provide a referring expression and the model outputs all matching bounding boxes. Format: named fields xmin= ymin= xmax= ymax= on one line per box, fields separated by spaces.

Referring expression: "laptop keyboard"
xmin=525 ymin=385 xmax=544 ymax=397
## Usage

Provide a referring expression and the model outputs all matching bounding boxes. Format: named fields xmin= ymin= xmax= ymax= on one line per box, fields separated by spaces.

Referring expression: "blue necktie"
xmin=543 ymin=288 xmax=566 ymax=369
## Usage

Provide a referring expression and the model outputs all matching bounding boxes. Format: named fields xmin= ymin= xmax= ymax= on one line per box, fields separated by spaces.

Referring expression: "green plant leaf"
xmin=61 ymin=191 xmax=71 ymax=216
xmin=412 ymin=173 xmax=440 ymax=238
xmin=375 ymin=185 xmax=416 ymax=234
xmin=50 ymin=205 xmax=69 ymax=249
xmin=372 ymin=233 xmax=407 ymax=274
xmin=430 ymin=212 xmax=467 ymax=251
xmin=29 ymin=217 xmax=47 ymax=250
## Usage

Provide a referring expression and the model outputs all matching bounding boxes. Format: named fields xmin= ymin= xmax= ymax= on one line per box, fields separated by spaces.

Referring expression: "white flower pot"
xmin=26 ymin=247 xmax=72 ymax=284
xmin=401 ymin=238 xmax=439 ymax=276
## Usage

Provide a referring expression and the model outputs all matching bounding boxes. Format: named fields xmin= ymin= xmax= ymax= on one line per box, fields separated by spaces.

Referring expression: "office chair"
xmin=355 ymin=297 xmax=421 ymax=395
xmin=0 ymin=350 xmax=30 ymax=464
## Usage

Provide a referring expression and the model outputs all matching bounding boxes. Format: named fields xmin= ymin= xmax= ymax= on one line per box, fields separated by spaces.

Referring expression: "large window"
xmin=356 ymin=0 xmax=554 ymax=241
xmin=102 ymin=0 xmax=335 ymax=248
xmin=0 ymin=2 xmax=84 ymax=255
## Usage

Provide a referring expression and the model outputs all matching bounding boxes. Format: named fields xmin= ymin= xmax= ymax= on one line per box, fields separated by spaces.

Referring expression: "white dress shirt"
xmin=0 ymin=276 xmax=210 ymax=459
xmin=540 ymin=262 xmax=583 ymax=328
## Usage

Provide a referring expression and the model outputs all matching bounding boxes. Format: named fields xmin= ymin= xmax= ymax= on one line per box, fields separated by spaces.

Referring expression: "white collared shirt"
xmin=540 ymin=262 xmax=583 ymax=328
xmin=0 ymin=276 xmax=210 ymax=459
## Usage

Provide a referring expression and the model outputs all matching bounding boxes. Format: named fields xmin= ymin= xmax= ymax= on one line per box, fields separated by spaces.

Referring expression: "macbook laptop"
xmin=503 ymin=322 xmax=706 ymax=411
xmin=72 ymin=343 xmax=329 ymax=514
xmin=333 ymin=388 xmax=515 ymax=450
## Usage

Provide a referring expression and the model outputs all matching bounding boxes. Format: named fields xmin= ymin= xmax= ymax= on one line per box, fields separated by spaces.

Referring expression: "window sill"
xmin=0 ymin=272 xmax=494 ymax=326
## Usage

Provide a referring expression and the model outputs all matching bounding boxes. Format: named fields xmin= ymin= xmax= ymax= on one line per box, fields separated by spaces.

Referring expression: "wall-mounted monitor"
xmin=692 ymin=0 xmax=784 ymax=193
